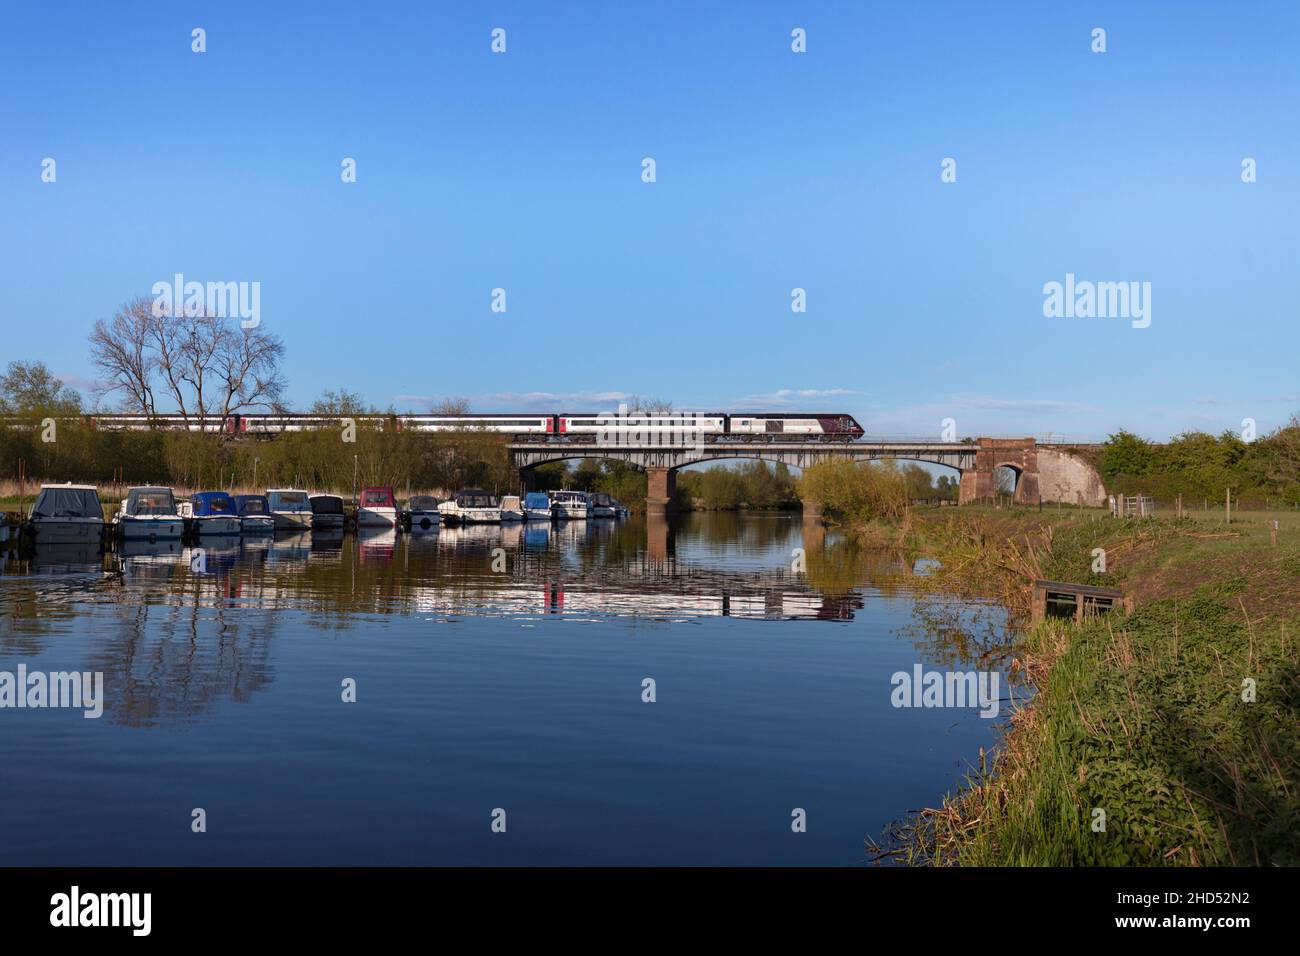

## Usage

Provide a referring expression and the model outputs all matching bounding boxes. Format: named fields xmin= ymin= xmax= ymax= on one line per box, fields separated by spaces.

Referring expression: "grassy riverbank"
xmin=885 ymin=504 xmax=1299 ymax=866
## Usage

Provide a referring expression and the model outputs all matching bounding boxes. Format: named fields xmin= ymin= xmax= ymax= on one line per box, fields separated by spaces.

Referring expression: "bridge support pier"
xmin=958 ymin=438 xmax=1041 ymax=506
xmin=645 ymin=467 xmax=676 ymax=516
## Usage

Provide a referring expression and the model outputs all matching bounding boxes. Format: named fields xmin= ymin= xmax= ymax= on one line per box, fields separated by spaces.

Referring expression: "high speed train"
xmin=75 ymin=411 xmax=866 ymax=442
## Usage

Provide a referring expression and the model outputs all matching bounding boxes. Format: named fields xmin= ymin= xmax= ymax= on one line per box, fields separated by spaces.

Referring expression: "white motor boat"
xmin=116 ymin=486 xmax=184 ymax=540
xmin=550 ymin=490 xmax=591 ymax=520
xmin=438 ymin=489 xmax=501 ymax=525
xmin=267 ymin=489 xmax=313 ymax=530
xmin=405 ymin=495 xmax=441 ymax=532
xmin=498 ymin=494 xmax=525 ymax=522
xmin=589 ymin=492 xmax=617 ymax=518
xmin=28 ymin=484 xmax=105 ymax=544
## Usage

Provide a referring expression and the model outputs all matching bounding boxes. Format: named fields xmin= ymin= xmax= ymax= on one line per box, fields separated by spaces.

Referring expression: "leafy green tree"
xmin=0 ymin=360 xmax=82 ymax=414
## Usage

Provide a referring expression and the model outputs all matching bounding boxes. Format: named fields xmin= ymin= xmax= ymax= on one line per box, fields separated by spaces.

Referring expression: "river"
xmin=0 ymin=512 xmax=1017 ymax=865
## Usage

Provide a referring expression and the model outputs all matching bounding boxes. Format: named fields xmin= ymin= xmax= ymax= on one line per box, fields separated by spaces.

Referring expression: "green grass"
xmin=889 ymin=505 xmax=1300 ymax=866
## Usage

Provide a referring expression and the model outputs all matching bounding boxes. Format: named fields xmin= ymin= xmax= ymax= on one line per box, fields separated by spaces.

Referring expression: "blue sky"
xmin=2 ymin=1 xmax=1297 ymax=442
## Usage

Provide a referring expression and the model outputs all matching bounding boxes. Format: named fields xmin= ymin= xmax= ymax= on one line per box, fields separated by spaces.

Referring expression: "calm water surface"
xmin=0 ymin=513 xmax=1016 ymax=865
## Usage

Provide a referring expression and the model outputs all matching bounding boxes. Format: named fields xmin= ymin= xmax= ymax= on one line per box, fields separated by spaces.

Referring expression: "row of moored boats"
xmin=13 ymin=484 xmax=628 ymax=543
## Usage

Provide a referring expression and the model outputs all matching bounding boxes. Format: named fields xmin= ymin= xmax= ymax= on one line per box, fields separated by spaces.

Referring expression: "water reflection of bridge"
xmin=0 ymin=516 xmax=929 ymax=724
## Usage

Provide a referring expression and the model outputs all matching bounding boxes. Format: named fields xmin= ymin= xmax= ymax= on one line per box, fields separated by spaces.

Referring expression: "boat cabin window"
xmin=311 ymin=497 xmax=344 ymax=514
xmin=362 ymin=491 xmax=393 ymax=506
xmin=128 ymin=490 xmax=176 ymax=515
xmin=409 ymin=496 xmax=439 ymax=510
xmin=271 ymin=492 xmax=309 ymax=510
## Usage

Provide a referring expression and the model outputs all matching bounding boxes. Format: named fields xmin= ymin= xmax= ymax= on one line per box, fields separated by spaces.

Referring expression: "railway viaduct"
xmin=509 ymin=437 xmax=1108 ymax=516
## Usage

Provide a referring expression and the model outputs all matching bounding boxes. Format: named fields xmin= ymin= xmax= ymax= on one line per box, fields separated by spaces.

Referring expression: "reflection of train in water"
xmin=73 ymin=412 xmax=866 ymax=443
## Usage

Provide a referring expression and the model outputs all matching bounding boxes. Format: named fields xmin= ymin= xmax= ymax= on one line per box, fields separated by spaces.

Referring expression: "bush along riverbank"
xmin=881 ymin=505 xmax=1299 ymax=866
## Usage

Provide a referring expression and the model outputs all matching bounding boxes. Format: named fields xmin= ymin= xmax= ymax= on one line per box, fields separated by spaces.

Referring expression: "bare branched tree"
xmin=89 ymin=297 xmax=156 ymax=414
xmin=89 ymin=296 xmax=285 ymax=431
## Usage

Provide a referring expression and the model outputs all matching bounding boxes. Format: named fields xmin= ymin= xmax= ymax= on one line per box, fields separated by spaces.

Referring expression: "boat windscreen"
xmin=33 ymin=488 xmax=103 ymax=520
xmin=270 ymin=492 xmax=309 ymax=510
xmin=235 ymin=496 xmax=268 ymax=515
xmin=311 ymin=497 xmax=344 ymax=515
xmin=458 ymin=494 xmax=495 ymax=508
xmin=409 ymin=496 xmax=439 ymax=510
xmin=361 ymin=490 xmax=394 ymax=507
xmin=126 ymin=489 xmax=176 ymax=516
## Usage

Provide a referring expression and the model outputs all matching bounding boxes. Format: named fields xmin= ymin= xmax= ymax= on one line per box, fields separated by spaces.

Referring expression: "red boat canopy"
xmin=360 ymin=486 xmax=396 ymax=508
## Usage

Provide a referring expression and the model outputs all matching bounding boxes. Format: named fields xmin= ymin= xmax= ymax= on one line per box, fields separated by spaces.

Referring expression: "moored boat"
xmin=405 ymin=495 xmax=441 ymax=532
xmin=234 ymin=494 xmax=276 ymax=534
xmin=550 ymin=490 xmax=591 ymax=520
xmin=522 ymin=491 xmax=553 ymax=522
xmin=267 ymin=489 xmax=313 ymax=530
xmin=499 ymin=494 xmax=525 ymax=522
xmin=309 ymin=494 xmax=346 ymax=530
xmin=28 ymin=484 xmax=105 ymax=544
xmin=188 ymin=491 xmax=242 ymax=536
xmin=116 ymin=486 xmax=184 ymax=539
xmin=356 ymin=486 xmax=399 ymax=527
xmin=438 ymin=489 xmax=501 ymax=525
xmin=589 ymin=492 xmax=617 ymax=518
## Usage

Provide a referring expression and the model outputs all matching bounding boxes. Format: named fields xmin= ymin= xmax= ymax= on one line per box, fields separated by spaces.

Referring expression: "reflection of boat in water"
xmin=358 ymin=527 xmax=397 ymax=562
xmin=117 ymin=538 xmax=183 ymax=559
xmin=499 ymin=522 xmax=524 ymax=550
xmin=524 ymin=524 xmax=551 ymax=550
xmin=436 ymin=523 xmax=503 ymax=549
xmin=266 ymin=532 xmax=312 ymax=564
xmin=23 ymin=541 xmax=105 ymax=573
xmin=186 ymin=542 xmax=241 ymax=575
xmin=310 ymin=529 xmax=345 ymax=554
